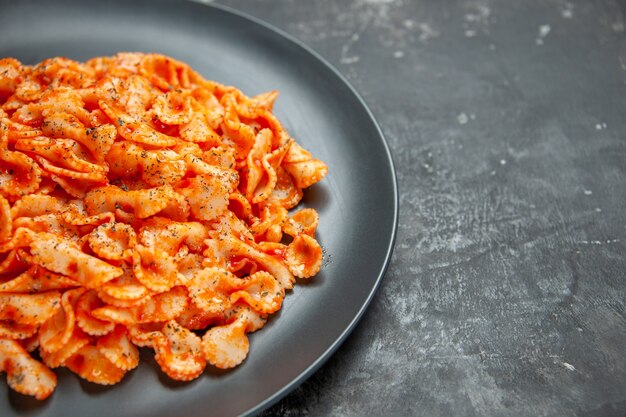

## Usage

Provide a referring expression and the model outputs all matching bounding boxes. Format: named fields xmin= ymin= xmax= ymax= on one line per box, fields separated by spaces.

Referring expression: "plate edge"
xmin=179 ymin=2 xmax=400 ymax=416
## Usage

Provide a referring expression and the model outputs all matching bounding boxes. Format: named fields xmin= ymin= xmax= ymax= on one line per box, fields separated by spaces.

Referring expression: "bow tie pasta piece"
xmin=87 ymin=221 xmax=137 ymax=261
xmin=268 ymin=166 xmax=304 ymax=209
xmin=151 ymin=90 xmax=194 ymax=125
xmin=0 ymin=321 xmax=38 ymax=340
xmin=186 ymin=268 xmax=239 ymax=315
xmin=84 ymin=184 xmax=178 ymax=220
xmin=211 ymin=211 xmax=256 ymax=244
xmin=202 ymin=306 xmax=266 ymax=369
xmin=92 ymin=286 xmax=188 ymax=325
xmin=10 ymin=194 xmax=65 ymax=219
xmin=75 ymin=290 xmax=116 ymax=336
xmin=250 ymin=202 xmax=288 ymax=243
xmin=188 ymin=267 xmax=283 ymax=315
xmin=137 ymin=217 xmax=208 ymax=255
xmin=0 ymin=141 xmax=42 ymax=198
xmin=174 ymin=174 xmax=232 ymax=221
xmin=100 ymin=101 xmax=178 ymax=148
xmin=13 ymin=213 xmax=81 ymax=237
xmin=31 ymin=57 xmax=96 ymax=90
xmin=60 ymin=199 xmax=115 ymax=226
xmin=38 ymin=288 xmax=86 ymax=354
xmin=0 ymin=339 xmax=57 ymax=400
xmin=175 ymin=299 xmax=224 ymax=331
xmin=0 ymin=195 xmax=10 ymax=241
xmin=0 ymin=58 xmax=22 ymax=100
xmin=0 ymin=266 xmax=78 ymax=293
xmin=29 ymin=232 xmax=123 ymax=288
xmin=39 ymin=326 xmax=90 ymax=369
xmin=285 ymin=234 xmax=323 ymax=279
xmin=220 ymin=102 xmax=256 ymax=159
xmin=0 ymin=292 xmax=61 ymax=327
xmin=115 ymin=74 xmax=159 ymax=116
xmin=178 ymin=111 xmax=221 ymax=146
xmin=96 ymin=325 xmax=139 ymax=372
xmin=283 ymin=208 xmax=319 ymax=238
xmin=0 ymin=227 xmax=36 ymax=252
xmin=136 ymin=53 xmax=199 ymax=91
xmin=153 ymin=320 xmax=206 ymax=381
xmin=16 ymin=137 xmax=107 ymax=181
xmin=4 ymin=121 xmax=42 ymax=141
xmin=0 ymin=52 xmax=327 ymax=398
xmin=106 ymin=141 xmax=187 ymax=186
xmin=98 ymin=263 xmax=150 ymax=304
xmin=204 ymin=234 xmax=295 ymax=289
xmin=131 ymin=244 xmax=179 ymax=292
xmin=65 ymin=344 xmax=126 ymax=385
xmin=282 ymin=142 xmax=328 ymax=189
xmin=229 ymin=271 xmax=284 ymax=315
xmin=244 ymin=128 xmax=276 ymax=203
xmin=0 ymin=291 xmax=62 ymax=341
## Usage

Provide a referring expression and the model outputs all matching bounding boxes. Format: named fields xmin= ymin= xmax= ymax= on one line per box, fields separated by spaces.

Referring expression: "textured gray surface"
xmin=215 ymin=0 xmax=626 ymax=415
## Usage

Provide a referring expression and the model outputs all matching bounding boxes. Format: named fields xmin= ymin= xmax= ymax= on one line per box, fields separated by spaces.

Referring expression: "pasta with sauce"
xmin=0 ymin=53 xmax=327 ymax=399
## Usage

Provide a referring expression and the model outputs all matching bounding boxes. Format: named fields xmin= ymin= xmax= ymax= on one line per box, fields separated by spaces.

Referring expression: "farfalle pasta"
xmin=0 ymin=53 xmax=327 ymax=399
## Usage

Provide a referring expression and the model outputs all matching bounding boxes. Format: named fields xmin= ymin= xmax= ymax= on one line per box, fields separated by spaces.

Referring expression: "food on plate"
xmin=0 ymin=53 xmax=327 ymax=399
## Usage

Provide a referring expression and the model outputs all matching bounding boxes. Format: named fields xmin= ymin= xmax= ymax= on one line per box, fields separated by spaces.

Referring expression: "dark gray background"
xmin=199 ymin=0 xmax=626 ymax=416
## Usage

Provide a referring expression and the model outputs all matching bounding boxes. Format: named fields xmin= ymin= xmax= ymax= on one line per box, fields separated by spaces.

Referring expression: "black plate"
xmin=0 ymin=1 xmax=398 ymax=415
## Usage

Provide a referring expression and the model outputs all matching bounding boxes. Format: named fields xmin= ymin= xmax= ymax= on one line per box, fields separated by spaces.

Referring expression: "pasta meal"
xmin=0 ymin=53 xmax=327 ymax=399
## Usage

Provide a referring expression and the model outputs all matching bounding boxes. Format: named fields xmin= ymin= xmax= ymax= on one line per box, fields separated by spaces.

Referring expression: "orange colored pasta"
xmin=0 ymin=53 xmax=327 ymax=399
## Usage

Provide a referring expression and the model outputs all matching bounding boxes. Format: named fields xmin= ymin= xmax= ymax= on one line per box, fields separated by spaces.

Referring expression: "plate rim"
xmin=188 ymin=2 xmax=399 ymax=415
